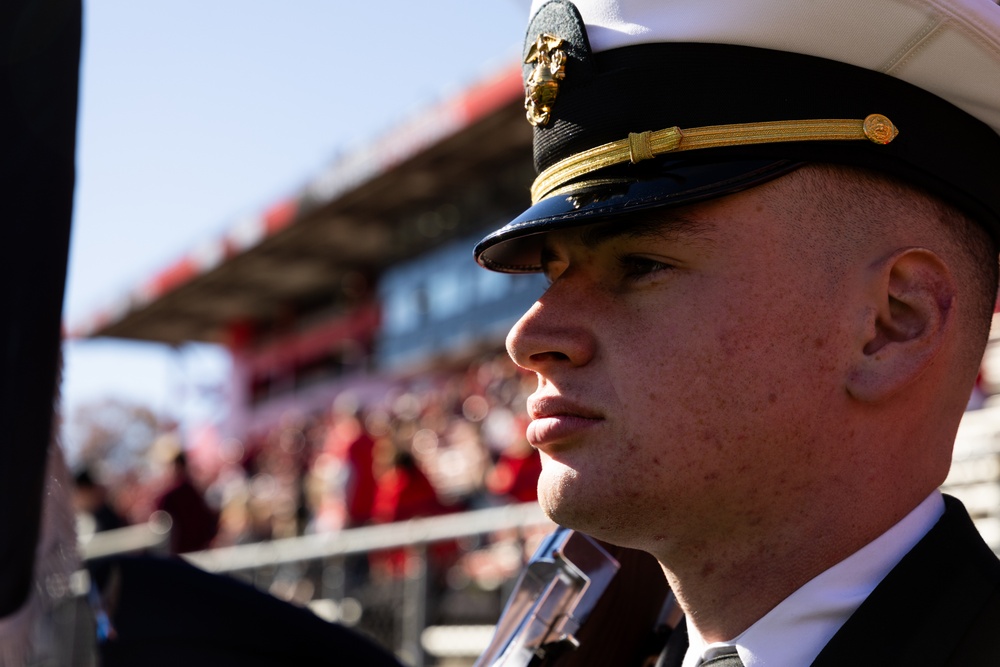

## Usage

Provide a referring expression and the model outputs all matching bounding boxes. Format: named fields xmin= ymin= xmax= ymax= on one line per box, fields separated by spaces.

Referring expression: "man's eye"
xmin=620 ymin=255 xmax=671 ymax=279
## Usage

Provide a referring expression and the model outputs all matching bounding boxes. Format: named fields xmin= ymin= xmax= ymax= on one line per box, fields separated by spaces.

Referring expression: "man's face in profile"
xmin=506 ymin=173 xmax=859 ymax=553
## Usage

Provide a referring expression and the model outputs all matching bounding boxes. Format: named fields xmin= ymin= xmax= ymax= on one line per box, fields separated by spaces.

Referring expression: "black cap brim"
xmin=476 ymin=158 xmax=800 ymax=272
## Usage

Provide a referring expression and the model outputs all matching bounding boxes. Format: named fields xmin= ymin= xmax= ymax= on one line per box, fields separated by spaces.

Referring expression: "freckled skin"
xmin=508 ymin=184 xmax=856 ymax=558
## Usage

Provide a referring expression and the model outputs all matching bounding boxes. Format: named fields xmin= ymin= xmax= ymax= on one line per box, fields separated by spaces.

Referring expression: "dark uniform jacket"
xmin=812 ymin=495 xmax=1000 ymax=666
xmin=660 ymin=496 xmax=1000 ymax=666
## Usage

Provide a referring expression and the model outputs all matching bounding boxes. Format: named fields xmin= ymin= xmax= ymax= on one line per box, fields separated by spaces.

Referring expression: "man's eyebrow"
xmin=577 ymin=212 xmax=713 ymax=248
xmin=539 ymin=212 xmax=713 ymax=272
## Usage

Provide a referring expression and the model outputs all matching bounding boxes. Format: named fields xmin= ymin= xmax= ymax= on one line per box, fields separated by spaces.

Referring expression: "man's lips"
xmin=526 ymin=397 xmax=604 ymax=448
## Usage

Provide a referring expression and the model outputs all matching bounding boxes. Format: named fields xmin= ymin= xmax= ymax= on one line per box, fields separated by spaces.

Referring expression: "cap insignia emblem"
xmin=524 ymin=33 xmax=567 ymax=127
xmin=863 ymin=113 xmax=899 ymax=145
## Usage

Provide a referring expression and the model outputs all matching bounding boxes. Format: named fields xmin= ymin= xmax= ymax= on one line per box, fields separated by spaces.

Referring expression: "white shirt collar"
xmin=682 ymin=491 xmax=945 ymax=667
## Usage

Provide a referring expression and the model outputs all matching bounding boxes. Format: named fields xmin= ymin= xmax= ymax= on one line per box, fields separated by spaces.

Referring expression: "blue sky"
xmin=62 ymin=1 xmax=527 ymax=441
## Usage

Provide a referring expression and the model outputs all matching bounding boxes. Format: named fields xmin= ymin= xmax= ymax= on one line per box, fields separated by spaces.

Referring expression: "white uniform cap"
xmin=476 ymin=0 xmax=1000 ymax=272
xmin=541 ymin=0 xmax=1000 ymax=136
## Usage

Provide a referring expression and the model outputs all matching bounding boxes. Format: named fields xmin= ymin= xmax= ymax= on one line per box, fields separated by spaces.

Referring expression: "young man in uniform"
xmin=475 ymin=0 xmax=1000 ymax=664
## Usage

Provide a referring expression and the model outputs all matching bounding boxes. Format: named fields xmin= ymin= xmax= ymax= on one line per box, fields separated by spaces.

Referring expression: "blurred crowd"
xmin=72 ymin=350 xmax=542 ymax=582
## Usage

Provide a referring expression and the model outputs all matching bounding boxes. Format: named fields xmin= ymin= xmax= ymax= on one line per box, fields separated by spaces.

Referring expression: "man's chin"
xmin=538 ymin=486 xmax=587 ymax=529
xmin=538 ymin=484 xmax=623 ymax=545
xmin=538 ymin=490 xmax=666 ymax=558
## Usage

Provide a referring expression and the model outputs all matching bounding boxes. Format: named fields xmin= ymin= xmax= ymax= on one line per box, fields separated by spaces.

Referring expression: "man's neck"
xmin=657 ymin=488 xmax=938 ymax=643
xmin=680 ymin=492 xmax=945 ymax=667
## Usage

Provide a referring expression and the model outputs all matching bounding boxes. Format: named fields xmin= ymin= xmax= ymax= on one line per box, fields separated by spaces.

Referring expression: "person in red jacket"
xmin=486 ymin=416 xmax=542 ymax=504
xmin=370 ymin=447 xmax=451 ymax=580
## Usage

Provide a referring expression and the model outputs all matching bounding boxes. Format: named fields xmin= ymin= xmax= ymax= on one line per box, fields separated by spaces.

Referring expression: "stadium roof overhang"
xmin=74 ymin=64 xmax=534 ymax=347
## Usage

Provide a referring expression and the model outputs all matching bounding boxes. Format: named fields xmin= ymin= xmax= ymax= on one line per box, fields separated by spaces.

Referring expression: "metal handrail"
xmin=183 ymin=501 xmax=552 ymax=574
xmin=80 ymin=515 xmax=172 ymax=561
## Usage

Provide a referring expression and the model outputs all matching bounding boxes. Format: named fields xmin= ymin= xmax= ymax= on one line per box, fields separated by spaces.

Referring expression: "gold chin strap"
xmin=530 ymin=113 xmax=898 ymax=204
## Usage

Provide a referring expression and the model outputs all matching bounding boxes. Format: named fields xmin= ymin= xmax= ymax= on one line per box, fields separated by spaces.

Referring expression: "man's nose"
xmin=505 ymin=281 xmax=597 ymax=372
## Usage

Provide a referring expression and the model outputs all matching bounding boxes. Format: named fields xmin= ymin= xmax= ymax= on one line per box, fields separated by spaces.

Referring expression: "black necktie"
xmin=699 ymin=646 xmax=744 ymax=667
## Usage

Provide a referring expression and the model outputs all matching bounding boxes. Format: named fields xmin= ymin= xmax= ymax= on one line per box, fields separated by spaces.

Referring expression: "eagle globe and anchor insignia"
xmin=524 ymin=33 xmax=567 ymax=127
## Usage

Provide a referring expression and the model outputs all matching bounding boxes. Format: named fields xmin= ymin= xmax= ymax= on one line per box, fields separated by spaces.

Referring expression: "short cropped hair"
xmin=787 ymin=163 xmax=999 ymax=368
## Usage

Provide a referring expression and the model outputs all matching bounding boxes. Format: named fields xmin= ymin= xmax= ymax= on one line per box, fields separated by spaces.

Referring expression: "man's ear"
xmin=847 ymin=247 xmax=956 ymax=403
